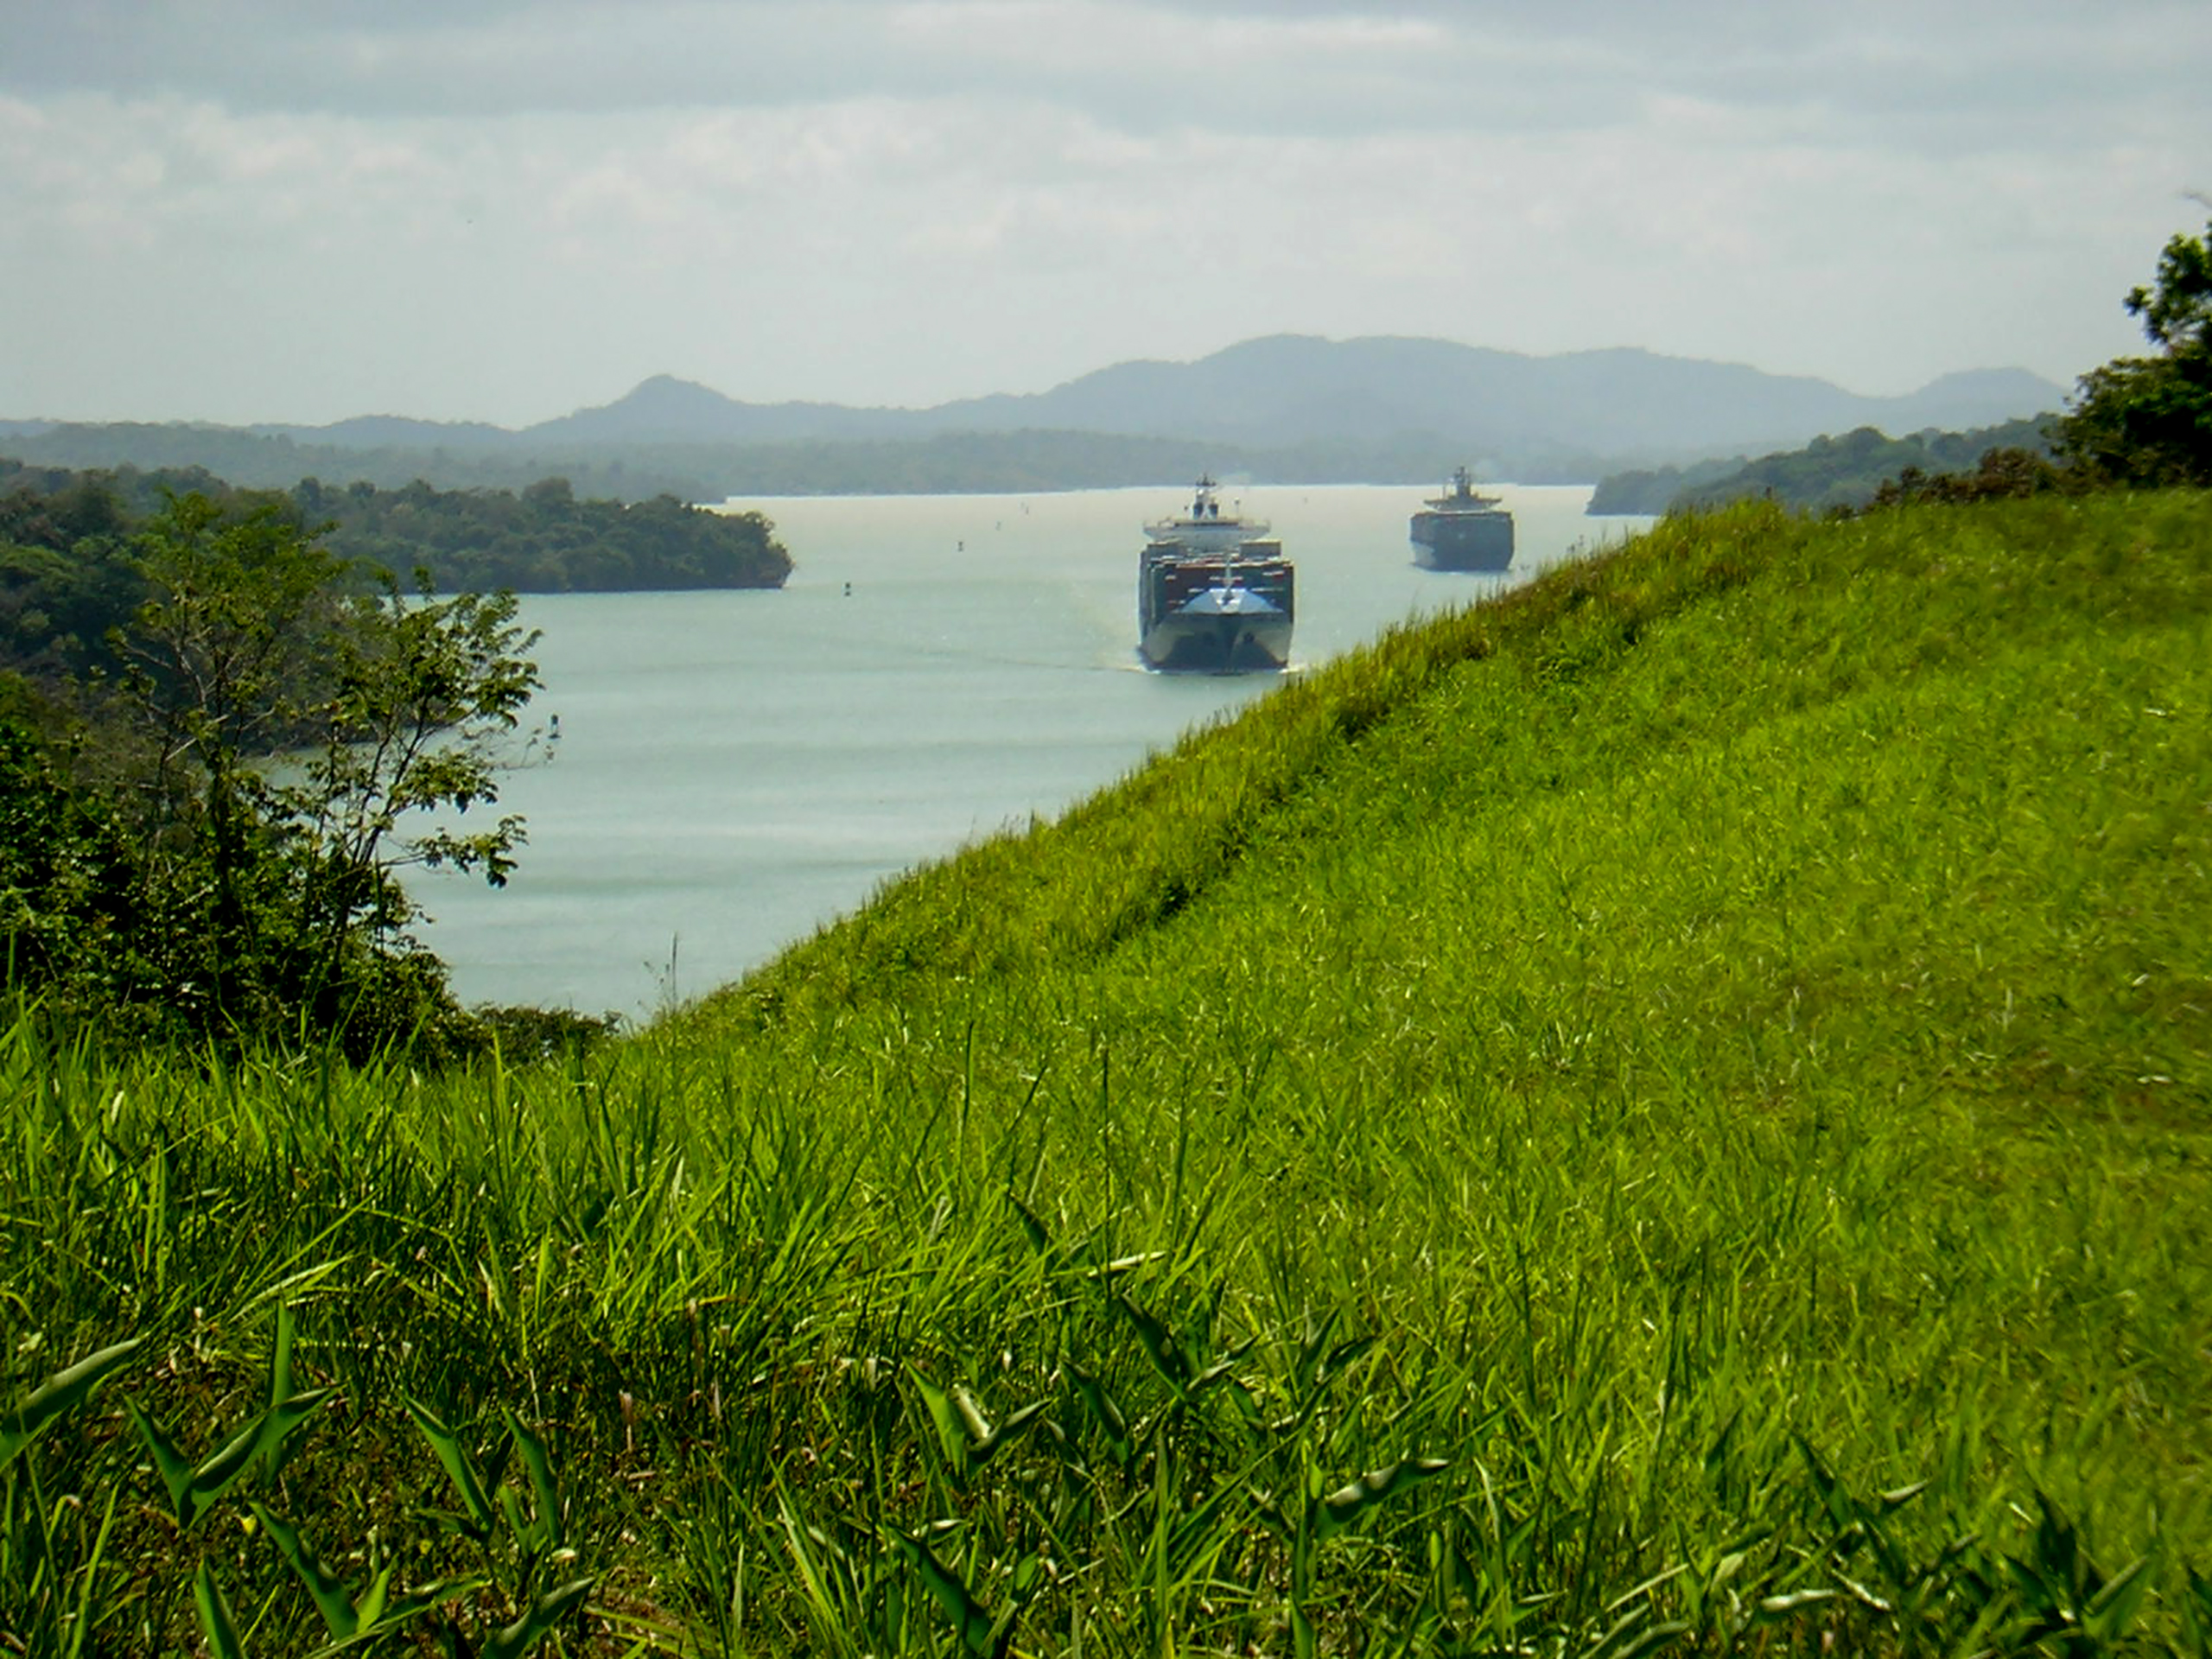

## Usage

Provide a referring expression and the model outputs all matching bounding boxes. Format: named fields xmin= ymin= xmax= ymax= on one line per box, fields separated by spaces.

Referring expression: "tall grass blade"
xmin=194 ymin=1560 xmax=249 ymax=1659
xmin=252 ymin=1503 xmax=357 ymax=1638
xmin=0 ymin=1338 xmax=140 ymax=1471
xmin=122 ymin=1398 xmax=278 ymax=1532
xmin=892 ymin=1529 xmax=1002 ymax=1658
xmin=1314 ymin=1459 xmax=1450 ymax=1543
xmin=502 ymin=1409 xmax=565 ymax=1552
xmin=2084 ymin=1554 xmax=2155 ymax=1642
xmin=1065 ymin=1362 xmax=1131 ymax=1458
xmin=123 ymin=1398 xmax=198 ymax=1524
xmin=257 ymin=1386 xmax=339 ymax=1484
xmin=775 ymin=1491 xmax=865 ymax=1659
xmin=907 ymin=1366 xmax=971 ymax=1473
xmin=482 ymin=1575 xmax=594 ymax=1659
xmin=407 ymin=1396 xmax=497 ymax=1539
xmin=1115 ymin=1295 xmax=1191 ymax=1395
xmin=954 ymin=1389 xmax=1047 ymax=1470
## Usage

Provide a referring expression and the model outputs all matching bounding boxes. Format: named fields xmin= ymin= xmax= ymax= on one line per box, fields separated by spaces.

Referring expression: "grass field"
xmin=4 ymin=492 xmax=2209 ymax=1655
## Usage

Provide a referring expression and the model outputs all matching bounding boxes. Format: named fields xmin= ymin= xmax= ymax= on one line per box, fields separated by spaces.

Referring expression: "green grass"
xmin=3 ymin=493 xmax=2210 ymax=1654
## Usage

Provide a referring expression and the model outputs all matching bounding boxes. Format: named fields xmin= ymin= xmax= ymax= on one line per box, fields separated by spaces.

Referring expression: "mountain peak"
xmin=525 ymin=374 xmax=755 ymax=442
xmin=615 ymin=374 xmax=741 ymax=412
xmin=629 ymin=372 xmax=720 ymax=396
xmin=1910 ymin=366 xmax=2068 ymax=398
xmin=513 ymin=338 xmax=2065 ymax=467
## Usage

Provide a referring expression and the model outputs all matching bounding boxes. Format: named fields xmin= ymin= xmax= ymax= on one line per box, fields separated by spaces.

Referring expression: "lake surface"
xmin=410 ymin=483 xmax=1648 ymax=1016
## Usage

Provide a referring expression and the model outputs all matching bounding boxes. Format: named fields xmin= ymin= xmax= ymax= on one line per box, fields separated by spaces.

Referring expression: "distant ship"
xmin=1137 ymin=477 xmax=1294 ymax=672
xmin=1410 ymin=467 xmax=1515 ymax=571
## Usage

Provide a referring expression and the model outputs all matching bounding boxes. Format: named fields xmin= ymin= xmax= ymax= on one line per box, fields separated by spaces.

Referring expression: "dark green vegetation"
xmin=297 ymin=474 xmax=788 ymax=594
xmin=1585 ymin=454 xmax=1748 ymax=515
xmin=0 ymin=461 xmax=781 ymax=1054
xmin=0 ymin=460 xmax=791 ymax=599
xmin=0 ymin=423 xmax=1291 ymax=504
xmin=2062 ymin=219 xmax=2212 ymax=488
xmin=0 ymin=489 xmax=548 ymax=1055
xmin=6 ymin=486 xmax=2211 ymax=1654
xmin=1588 ymin=417 xmax=2054 ymax=516
xmin=1595 ymin=214 xmax=2212 ymax=519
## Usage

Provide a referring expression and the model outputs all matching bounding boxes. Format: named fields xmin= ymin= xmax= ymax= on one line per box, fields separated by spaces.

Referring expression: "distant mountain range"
xmin=3 ymin=335 xmax=2067 ymax=499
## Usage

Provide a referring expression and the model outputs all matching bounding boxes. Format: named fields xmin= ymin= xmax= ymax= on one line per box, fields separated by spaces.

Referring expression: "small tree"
xmin=277 ymin=574 xmax=540 ymax=1022
xmin=117 ymin=493 xmax=352 ymax=1020
xmin=2058 ymin=215 xmax=2212 ymax=486
xmin=107 ymin=492 xmax=541 ymax=1046
xmin=2125 ymin=218 xmax=2212 ymax=355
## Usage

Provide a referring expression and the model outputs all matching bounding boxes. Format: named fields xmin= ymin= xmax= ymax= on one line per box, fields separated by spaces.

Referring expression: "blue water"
xmin=410 ymin=483 xmax=1646 ymax=1016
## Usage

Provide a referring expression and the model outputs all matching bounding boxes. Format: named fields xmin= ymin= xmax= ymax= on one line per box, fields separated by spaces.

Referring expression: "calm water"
xmin=411 ymin=483 xmax=1647 ymax=1015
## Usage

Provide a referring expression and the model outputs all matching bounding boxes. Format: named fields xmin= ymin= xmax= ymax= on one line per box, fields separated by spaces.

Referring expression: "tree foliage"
xmin=0 ymin=492 xmax=543 ymax=1054
xmin=1865 ymin=444 xmax=2071 ymax=509
xmin=300 ymin=474 xmax=791 ymax=592
xmin=2125 ymin=218 xmax=2212 ymax=353
xmin=1646 ymin=417 xmax=2056 ymax=516
xmin=0 ymin=459 xmax=791 ymax=605
xmin=2056 ymin=215 xmax=2212 ymax=487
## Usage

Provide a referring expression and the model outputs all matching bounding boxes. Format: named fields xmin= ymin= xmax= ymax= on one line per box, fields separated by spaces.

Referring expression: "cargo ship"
xmin=1137 ymin=477 xmax=1294 ymax=672
xmin=1410 ymin=467 xmax=1515 ymax=571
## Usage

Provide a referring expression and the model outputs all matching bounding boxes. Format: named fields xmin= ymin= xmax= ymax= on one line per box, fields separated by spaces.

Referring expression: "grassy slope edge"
xmin=4 ymin=494 xmax=2209 ymax=1654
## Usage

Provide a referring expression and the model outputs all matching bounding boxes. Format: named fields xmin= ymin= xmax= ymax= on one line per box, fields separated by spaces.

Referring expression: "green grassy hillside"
xmin=5 ymin=494 xmax=2209 ymax=1655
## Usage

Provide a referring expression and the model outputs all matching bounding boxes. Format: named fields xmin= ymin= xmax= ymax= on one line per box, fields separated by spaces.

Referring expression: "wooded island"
xmin=0 ymin=461 xmax=791 ymax=607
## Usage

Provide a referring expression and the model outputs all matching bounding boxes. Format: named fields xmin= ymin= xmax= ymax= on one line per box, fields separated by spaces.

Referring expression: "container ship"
xmin=1410 ymin=467 xmax=1515 ymax=571
xmin=1137 ymin=477 xmax=1294 ymax=672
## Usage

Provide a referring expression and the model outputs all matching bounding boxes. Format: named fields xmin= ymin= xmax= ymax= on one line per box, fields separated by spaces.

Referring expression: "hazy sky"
xmin=3 ymin=0 xmax=2209 ymax=426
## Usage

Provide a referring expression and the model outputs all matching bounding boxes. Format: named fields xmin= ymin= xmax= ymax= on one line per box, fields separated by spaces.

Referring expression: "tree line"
xmin=0 ymin=460 xmax=790 ymax=598
xmin=1586 ymin=416 xmax=2056 ymax=516
xmin=1592 ymin=219 xmax=2211 ymax=516
xmin=0 ymin=423 xmax=726 ymax=502
xmin=295 ymin=473 xmax=790 ymax=592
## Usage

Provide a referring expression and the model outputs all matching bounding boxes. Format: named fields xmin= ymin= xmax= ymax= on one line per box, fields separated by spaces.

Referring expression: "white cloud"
xmin=0 ymin=1 xmax=2207 ymax=423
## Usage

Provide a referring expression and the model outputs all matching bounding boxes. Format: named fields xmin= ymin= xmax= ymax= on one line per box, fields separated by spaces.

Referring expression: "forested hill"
xmin=0 ymin=459 xmax=791 ymax=596
xmin=1587 ymin=415 xmax=2056 ymax=514
xmin=295 ymin=473 xmax=790 ymax=592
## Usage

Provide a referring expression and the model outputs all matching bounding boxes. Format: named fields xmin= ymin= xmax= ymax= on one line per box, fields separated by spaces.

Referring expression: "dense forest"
xmin=295 ymin=474 xmax=790 ymax=592
xmin=0 ymin=459 xmax=790 ymax=601
xmin=1582 ymin=451 xmax=1746 ymax=513
xmin=1587 ymin=415 xmax=2056 ymax=514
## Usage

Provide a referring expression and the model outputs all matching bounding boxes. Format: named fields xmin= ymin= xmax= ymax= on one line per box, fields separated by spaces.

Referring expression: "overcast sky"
xmin=3 ymin=0 xmax=2208 ymax=427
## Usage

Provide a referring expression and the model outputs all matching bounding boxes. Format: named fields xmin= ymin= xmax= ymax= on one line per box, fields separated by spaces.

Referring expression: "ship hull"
xmin=1410 ymin=510 xmax=1515 ymax=571
xmin=1140 ymin=608 xmax=1294 ymax=672
xmin=1138 ymin=542 xmax=1294 ymax=673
